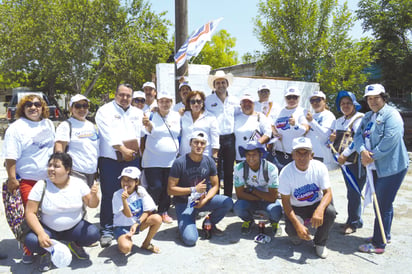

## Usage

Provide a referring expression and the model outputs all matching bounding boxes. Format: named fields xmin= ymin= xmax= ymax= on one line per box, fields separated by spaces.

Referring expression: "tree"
xmin=357 ymin=0 xmax=412 ymax=98
xmin=254 ymin=0 xmax=375 ymax=97
xmin=192 ymin=30 xmax=238 ymax=70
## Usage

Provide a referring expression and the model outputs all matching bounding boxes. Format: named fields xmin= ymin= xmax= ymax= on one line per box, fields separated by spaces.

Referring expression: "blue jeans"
xmin=342 ymin=162 xmax=366 ymax=228
xmin=372 ymin=168 xmax=407 ymax=249
xmin=233 ymin=199 xmax=282 ymax=223
xmin=218 ymin=134 xmax=236 ymax=197
xmin=174 ymin=194 xmax=233 ymax=246
xmin=144 ymin=168 xmax=171 ymax=213
xmin=98 ymin=157 xmax=140 ymax=235
xmin=25 ymin=220 xmax=99 ymax=255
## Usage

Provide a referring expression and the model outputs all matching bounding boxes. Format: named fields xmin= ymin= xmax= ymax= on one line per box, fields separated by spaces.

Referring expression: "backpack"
xmin=2 ymin=180 xmax=46 ymax=243
xmin=243 ymin=159 xmax=270 ymax=184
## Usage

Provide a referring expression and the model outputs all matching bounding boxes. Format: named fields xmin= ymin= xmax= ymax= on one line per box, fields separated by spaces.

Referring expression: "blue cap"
xmin=239 ymin=140 xmax=268 ymax=158
xmin=336 ymin=90 xmax=361 ymax=113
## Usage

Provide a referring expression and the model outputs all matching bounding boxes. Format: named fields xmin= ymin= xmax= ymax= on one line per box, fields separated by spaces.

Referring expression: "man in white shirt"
xmin=205 ymin=70 xmax=239 ymax=197
xmin=95 ymin=83 xmax=143 ymax=248
xmin=142 ymin=81 xmax=158 ymax=113
xmin=279 ymin=137 xmax=336 ymax=259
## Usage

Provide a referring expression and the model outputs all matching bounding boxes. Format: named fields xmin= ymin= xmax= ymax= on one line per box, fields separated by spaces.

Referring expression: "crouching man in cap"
xmin=233 ymin=140 xmax=282 ymax=236
xmin=279 ymin=137 xmax=336 ymax=258
xmin=168 ymin=131 xmax=233 ymax=246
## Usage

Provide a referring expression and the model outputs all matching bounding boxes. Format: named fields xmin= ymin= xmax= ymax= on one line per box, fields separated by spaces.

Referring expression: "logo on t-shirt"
xmin=293 ymin=183 xmax=320 ymax=202
xmin=129 ymin=198 xmax=143 ymax=221
xmin=363 ymin=121 xmax=374 ymax=139
xmin=276 ymin=116 xmax=290 ymax=130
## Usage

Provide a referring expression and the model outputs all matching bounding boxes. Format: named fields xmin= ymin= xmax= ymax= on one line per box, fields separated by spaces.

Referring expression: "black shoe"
xmin=0 ymin=252 xmax=7 ymax=260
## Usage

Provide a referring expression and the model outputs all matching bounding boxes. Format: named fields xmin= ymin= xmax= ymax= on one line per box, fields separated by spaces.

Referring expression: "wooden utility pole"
xmin=175 ymin=0 xmax=188 ymax=102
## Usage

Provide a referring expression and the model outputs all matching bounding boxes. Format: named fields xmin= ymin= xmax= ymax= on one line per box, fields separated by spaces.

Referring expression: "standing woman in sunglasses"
xmin=180 ymin=91 xmax=220 ymax=159
xmin=3 ymin=94 xmax=55 ymax=263
xmin=55 ymin=94 xmax=99 ymax=187
xmin=271 ymin=87 xmax=309 ymax=170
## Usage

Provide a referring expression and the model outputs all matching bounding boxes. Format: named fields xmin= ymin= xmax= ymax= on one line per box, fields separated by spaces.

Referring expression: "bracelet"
xmin=191 ymin=186 xmax=196 ymax=193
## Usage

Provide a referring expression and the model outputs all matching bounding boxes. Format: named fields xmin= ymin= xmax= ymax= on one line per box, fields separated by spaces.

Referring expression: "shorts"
xmin=113 ymin=226 xmax=139 ymax=239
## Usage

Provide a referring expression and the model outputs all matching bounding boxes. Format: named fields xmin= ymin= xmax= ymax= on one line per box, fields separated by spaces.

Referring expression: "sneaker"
xmin=38 ymin=252 xmax=52 ymax=272
xmin=100 ymin=234 xmax=113 ymax=248
xmin=358 ymin=243 xmax=385 ymax=254
xmin=365 ymin=237 xmax=391 ymax=244
xmin=212 ymin=226 xmax=225 ymax=237
xmin=22 ymin=246 xmax=34 ymax=264
xmin=241 ymin=221 xmax=253 ymax=235
xmin=290 ymin=236 xmax=303 ymax=246
xmin=271 ymin=222 xmax=282 ymax=237
xmin=68 ymin=242 xmax=89 ymax=260
xmin=315 ymin=245 xmax=328 ymax=259
xmin=161 ymin=212 xmax=173 ymax=224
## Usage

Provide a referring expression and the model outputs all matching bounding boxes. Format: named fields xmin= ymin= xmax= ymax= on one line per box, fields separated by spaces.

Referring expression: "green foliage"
xmin=254 ymin=0 xmax=375 ymax=98
xmin=357 ymin=0 xmax=412 ymax=98
xmin=192 ymin=30 xmax=238 ymax=70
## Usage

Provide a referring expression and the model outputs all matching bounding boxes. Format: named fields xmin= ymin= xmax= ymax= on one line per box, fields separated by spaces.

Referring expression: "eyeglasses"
xmin=24 ymin=101 xmax=42 ymax=108
xmin=285 ymin=95 xmax=298 ymax=100
xmin=310 ymin=97 xmax=322 ymax=104
xmin=73 ymin=103 xmax=89 ymax=109
xmin=190 ymin=99 xmax=203 ymax=105
xmin=133 ymin=98 xmax=145 ymax=104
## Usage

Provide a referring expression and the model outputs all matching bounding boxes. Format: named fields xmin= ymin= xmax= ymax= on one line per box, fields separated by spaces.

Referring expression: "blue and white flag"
xmin=363 ymin=166 xmax=375 ymax=210
xmin=174 ymin=17 xmax=223 ymax=69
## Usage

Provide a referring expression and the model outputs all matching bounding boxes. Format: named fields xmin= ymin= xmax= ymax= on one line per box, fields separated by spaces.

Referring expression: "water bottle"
xmin=203 ymin=215 xmax=212 ymax=239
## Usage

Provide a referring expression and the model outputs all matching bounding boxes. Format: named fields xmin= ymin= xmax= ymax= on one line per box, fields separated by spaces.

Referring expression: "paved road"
xmin=1 ymin=140 xmax=411 ymax=273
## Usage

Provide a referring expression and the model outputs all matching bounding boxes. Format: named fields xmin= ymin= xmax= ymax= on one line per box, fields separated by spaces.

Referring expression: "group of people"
xmin=0 ymin=69 xmax=408 ymax=270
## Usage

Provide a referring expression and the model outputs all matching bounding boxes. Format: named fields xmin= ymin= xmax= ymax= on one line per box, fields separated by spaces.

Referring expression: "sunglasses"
xmin=258 ymin=89 xmax=270 ymax=94
xmin=285 ymin=95 xmax=299 ymax=100
xmin=24 ymin=101 xmax=42 ymax=108
xmin=310 ymin=97 xmax=322 ymax=104
xmin=133 ymin=98 xmax=145 ymax=104
xmin=190 ymin=99 xmax=203 ymax=105
xmin=73 ymin=103 xmax=89 ymax=109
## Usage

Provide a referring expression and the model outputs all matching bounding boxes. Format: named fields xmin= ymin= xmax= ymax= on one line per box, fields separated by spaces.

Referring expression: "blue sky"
xmin=147 ymin=0 xmax=368 ymax=58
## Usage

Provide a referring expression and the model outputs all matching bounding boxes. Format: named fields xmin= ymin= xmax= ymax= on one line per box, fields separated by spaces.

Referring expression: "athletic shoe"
xmin=365 ymin=236 xmax=391 ymax=244
xmin=38 ymin=253 xmax=52 ymax=272
xmin=22 ymin=246 xmax=33 ymax=264
xmin=68 ymin=242 xmax=89 ymax=260
xmin=161 ymin=212 xmax=173 ymax=224
xmin=358 ymin=243 xmax=385 ymax=254
xmin=99 ymin=234 xmax=113 ymax=248
xmin=241 ymin=221 xmax=253 ymax=235
xmin=315 ymin=245 xmax=328 ymax=259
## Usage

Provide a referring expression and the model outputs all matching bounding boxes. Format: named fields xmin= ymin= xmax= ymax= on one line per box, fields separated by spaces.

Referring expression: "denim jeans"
xmin=144 ymin=168 xmax=171 ymax=213
xmin=174 ymin=194 xmax=233 ymax=246
xmin=342 ymin=162 xmax=366 ymax=228
xmin=372 ymin=168 xmax=407 ymax=249
xmin=284 ymin=202 xmax=336 ymax=246
xmin=218 ymin=134 xmax=236 ymax=197
xmin=233 ymin=199 xmax=282 ymax=223
xmin=25 ymin=220 xmax=99 ymax=255
xmin=98 ymin=157 xmax=140 ymax=235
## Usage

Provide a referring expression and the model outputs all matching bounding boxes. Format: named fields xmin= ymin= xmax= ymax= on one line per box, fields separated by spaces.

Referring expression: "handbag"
xmin=115 ymin=139 xmax=140 ymax=162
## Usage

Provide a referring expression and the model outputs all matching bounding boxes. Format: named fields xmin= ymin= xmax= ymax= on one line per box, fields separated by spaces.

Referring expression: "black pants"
xmin=218 ymin=134 xmax=235 ymax=197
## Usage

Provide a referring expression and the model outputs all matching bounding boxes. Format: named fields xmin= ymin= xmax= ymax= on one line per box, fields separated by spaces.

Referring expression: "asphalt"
xmin=1 ymin=140 xmax=412 ymax=273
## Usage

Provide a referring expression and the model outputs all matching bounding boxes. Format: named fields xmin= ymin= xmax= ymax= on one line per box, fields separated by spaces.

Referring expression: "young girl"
xmin=112 ymin=166 xmax=162 ymax=254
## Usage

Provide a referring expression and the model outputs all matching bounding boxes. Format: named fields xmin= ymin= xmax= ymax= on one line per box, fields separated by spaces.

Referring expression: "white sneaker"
xmin=315 ymin=245 xmax=328 ymax=259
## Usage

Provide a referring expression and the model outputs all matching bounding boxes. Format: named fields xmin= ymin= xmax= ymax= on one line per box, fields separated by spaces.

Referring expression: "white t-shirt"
xmin=172 ymin=101 xmax=185 ymax=112
xmin=273 ymin=106 xmax=308 ymax=153
xmin=233 ymin=160 xmax=279 ymax=192
xmin=279 ymin=160 xmax=330 ymax=207
xmin=112 ymin=186 xmax=157 ymax=227
xmin=254 ymin=100 xmax=281 ymax=124
xmin=142 ymin=111 xmax=181 ymax=168
xmin=234 ymin=112 xmax=272 ymax=161
xmin=180 ymin=110 xmax=220 ymax=157
xmin=28 ymin=177 xmax=90 ymax=231
xmin=2 ymin=118 xmax=55 ymax=180
xmin=55 ymin=117 xmax=99 ymax=174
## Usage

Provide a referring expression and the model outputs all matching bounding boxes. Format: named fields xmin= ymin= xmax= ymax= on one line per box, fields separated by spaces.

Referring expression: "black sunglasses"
xmin=286 ymin=95 xmax=299 ymax=100
xmin=190 ymin=99 xmax=203 ymax=105
xmin=133 ymin=98 xmax=145 ymax=103
xmin=310 ymin=97 xmax=322 ymax=104
xmin=258 ymin=89 xmax=270 ymax=94
xmin=24 ymin=101 xmax=42 ymax=108
xmin=73 ymin=103 xmax=89 ymax=109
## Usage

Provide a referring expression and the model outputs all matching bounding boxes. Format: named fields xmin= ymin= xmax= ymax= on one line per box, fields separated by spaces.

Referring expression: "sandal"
xmin=358 ymin=243 xmax=385 ymax=254
xmin=142 ymin=243 xmax=160 ymax=254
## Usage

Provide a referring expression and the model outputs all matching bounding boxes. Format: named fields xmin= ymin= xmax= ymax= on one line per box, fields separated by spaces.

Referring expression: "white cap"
xmin=133 ymin=91 xmax=145 ymax=99
xmin=157 ymin=92 xmax=173 ymax=100
xmin=284 ymin=86 xmax=300 ymax=97
xmin=142 ymin=82 xmax=156 ymax=89
xmin=179 ymin=82 xmax=192 ymax=91
xmin=364 ymin=84 xmax=385 ymax=97
xmin=190 ymin=130 xmax=208 ymax=144
xmin=118 ymin=166 xmax=141 ymax=180
xmin=258 ymin=84 xmax=270 ymax=92
xmin=69 ymin=94 xmax=90 ymax=107
xmin=309 ymin=90 xmax=326 ymax=99
xmin=292 ymin=137 xmax=312 ymax=151
xmin=240 ymin=94 xmax=254 ymax=103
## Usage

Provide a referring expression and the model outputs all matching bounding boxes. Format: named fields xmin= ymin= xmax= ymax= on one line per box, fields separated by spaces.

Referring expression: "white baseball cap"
xmin=284 ymin=86 xmax=300 ymax=97
xmin=190 ymin=130 xmax=208 ymax=144
xmin=364 ymin=84 xmax=385 ymax=97
xmin=309 ymin=90 xmax=326 ymax=99
xmin=133 ymin=91 xmax=145 ymax=99
xmin=292 ymin=137 xmax=313 ymax=151
xmin=258 ymin=84 xmax=270 ymax=92
xmin=69 ymin=94 xmax=90 ymax=107
xmin=157 ymin=92 xmax=173 ymax=100
xmin=240 ymin=94 xmax=254 ymax=103
xmin=142 ymin=82 xmax=156 ymax=89
xmin=118 ymin=166 xmax=141 ymax=179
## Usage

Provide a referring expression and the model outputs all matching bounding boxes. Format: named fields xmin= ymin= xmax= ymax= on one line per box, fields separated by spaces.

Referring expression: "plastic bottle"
xmin=203 ymin=215 xmax=212 ymax=239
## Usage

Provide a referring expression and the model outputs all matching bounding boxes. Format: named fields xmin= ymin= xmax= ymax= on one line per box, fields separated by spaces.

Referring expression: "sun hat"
xmin=284 ymin=86 xmax=300 ymax=97
xmin=364 ymin=84 xmax=385 ymax=97
xmin=69 ymin=94 xmax=90 ymax=107
xmin=238 ymin=140 xmax=268 ymax=158
xmin=335 ymin=90 xmax=361 ymax=113
xmin=190 ymin=130 xmax=208 ymax=144
xmin=133 ymin=91 xmax=145 ymax=99
xmin=142 ymin=82 xmax=156 ymax=90
xmin=118 ymin=166 xmax=141 ymax=180
xmin=292 ymin=137 xmax=313 ymax=151
xmin=207 ymin=70 xmax=234 ymax=89
xmin=309 ymin=90 xmax=326 ymax=99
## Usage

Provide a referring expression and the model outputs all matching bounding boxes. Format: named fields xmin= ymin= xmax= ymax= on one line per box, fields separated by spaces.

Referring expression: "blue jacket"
xmin=354 ymin=103 xmax=409 ymax=177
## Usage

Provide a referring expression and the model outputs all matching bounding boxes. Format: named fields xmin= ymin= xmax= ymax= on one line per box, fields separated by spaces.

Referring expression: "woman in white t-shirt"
xmin=142 ymin=92 xmax=181 ymax=224
xmin=24 ymin=153 xmax=100 ymax=272
xmin=55 ymin=94 xmax=99 ymax=187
